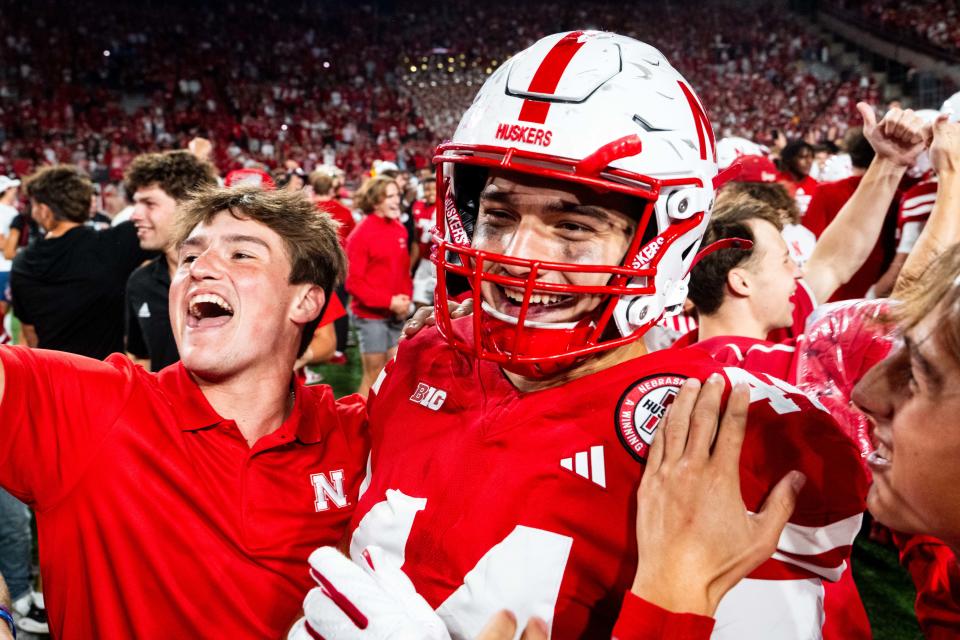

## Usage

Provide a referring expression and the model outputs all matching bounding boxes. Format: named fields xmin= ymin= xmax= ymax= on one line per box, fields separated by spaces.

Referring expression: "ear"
xmin=727 ymin=267 xmax=752 ymax=298
xmin=289 ymin=284 xmax=326 ymax=325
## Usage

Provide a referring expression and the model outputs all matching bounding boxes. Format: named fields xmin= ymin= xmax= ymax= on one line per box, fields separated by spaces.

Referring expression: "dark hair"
xmin=688 ymin=195 xmax=783 ymax=315
xmin=843 ymin=128 xmax=875 ymax=170
xmin=23 ymin=165 xmax=93 ymax=223
xmin=175 ymin=185 xmax=345 ymax=356
xmin=124 ymin=150 xmax=218 ymax=201
xmin=780 ymin=140 xmax=814 ymax=176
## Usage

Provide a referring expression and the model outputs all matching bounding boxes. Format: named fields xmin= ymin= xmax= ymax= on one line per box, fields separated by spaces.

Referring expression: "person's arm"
xmin=0 ymin=570 xmax=13 ymax=640
xmin=805 ymin=104 xmax=927 ymax=303
xmin=294 ymin=324 xmax=337 ymax=371
xmin=894 ymin=119 xmax=960 ymax=297
xmin=20 ymin=323 xmax=37 ymax=348
xmin=2 ymin=219 xmax=21 ymax=261
xmin=872 ymin=251 xmax=908 ymax=298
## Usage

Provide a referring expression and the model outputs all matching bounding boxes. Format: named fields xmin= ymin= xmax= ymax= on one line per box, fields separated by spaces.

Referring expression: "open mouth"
xmin=866 ymin=439 xmax=892 ymax=470
xmin=487 ymin=283 xmax=592 ymax=323
xmin=501 ymin=285 xmax=574 ymax=308
xmin=187 ymin=293 xmax=235 ymax=328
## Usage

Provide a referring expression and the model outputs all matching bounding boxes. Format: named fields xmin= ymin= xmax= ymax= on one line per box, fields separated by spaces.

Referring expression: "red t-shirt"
xmin=777 ymin=172 xmax=818 ymax=219
xmin=345 ymin=214 xmax=412 ymax=320
xmin=412 ymin=199 xmax=437 ymax=261
xmin=0 ymin=346 xmax=368 ymax=639
xmin=803 ymin=176 xmax=860 ymax=238
xmin=317 ymin=199 xmax=356 ymax=246
xmin=348 ymin=319 xmax=866 ymax=638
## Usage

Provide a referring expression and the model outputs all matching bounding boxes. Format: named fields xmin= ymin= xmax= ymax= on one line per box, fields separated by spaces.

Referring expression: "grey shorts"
xmin=352 ymin=315 xmax=403 ymax=354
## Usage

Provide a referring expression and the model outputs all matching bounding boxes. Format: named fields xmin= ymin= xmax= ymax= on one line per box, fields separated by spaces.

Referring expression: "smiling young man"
xmin=300 ymin=31 xmax=866 ymax=640
xmin=0 ymin=186 xmax=368 ymax=639
xmin=124 ymin=150 xmax=218 ymax=371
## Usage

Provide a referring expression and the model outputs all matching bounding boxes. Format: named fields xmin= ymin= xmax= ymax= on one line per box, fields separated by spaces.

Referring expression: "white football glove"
xmin=288 ymin=545 xmax=451 ymax=640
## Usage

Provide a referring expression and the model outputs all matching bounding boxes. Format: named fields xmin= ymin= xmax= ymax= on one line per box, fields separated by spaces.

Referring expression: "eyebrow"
xmin=906 ymin=335 xmax=944 ymax=392
xmin=223 ymin=234 xmax=272 ymax=250
xmin=179 ymin=234 xmax=271 ymax=251
xmin=479 ymin=188 xmax=618 ymax=224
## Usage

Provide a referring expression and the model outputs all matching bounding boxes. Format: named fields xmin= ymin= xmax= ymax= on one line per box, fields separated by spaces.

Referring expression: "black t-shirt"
xmin=125 ymin=255 xmax=178 ymax=371
xmin=10 ymin=222 xmax=154 ymax=359
xmin=10 ymin=214 xmax=41 ymax=249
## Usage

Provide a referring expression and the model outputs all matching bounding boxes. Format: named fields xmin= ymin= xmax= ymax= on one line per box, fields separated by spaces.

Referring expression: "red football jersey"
xmin=896 ymin=176 xmax=939 ymax=254
xmin=412 ymin=199 xmax=436 ymax=261
xmin=691 ymin=300 xmax=900 ymax=640
xmin=349 ymin=319 xmax=867 ymax=639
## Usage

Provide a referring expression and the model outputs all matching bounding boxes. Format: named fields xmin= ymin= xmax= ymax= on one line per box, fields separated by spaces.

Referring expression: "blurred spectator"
xmin=777 ymin=140 xmax=819 ymax=219
xmin=309 ymin=168 xmax=355 ymax=357
xmin=412 ymin=174 xmax=436 ymax=267
xmin=804 ymin=127 xmax=896 ymax=301
xmin=0 ymin=177 xmax=20 ymax=343
xmin=346 ymin=175 xmax=411 ymax=397
xmin=10 ymin=165 xmax=152 ymax=358
xmin=86 ymin=189 xmax=112 ymax=231
xmin=123 ymin=150 xmax=218 ymax=371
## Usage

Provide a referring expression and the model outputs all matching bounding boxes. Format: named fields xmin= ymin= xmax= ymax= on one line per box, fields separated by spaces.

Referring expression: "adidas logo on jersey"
xmin=138 ymin=302 xmax=151 ymax=318
xmin=560 ymin=446 xmax=606 ymax=488
xmin=409 ymin=382 xmax=447 ymax=411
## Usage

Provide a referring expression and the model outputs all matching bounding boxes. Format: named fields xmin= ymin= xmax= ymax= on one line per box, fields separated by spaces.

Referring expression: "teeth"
xmin=502 ymin=287 xmax=567 ymax=305
xmin=867 ymin=449 xmax=891 ymax=467
xmin=189 ymin=293 xmax=234 ymax=317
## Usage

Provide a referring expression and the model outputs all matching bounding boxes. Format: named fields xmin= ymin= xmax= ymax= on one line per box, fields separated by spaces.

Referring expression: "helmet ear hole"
xmin=451 ymin=164 xmax=489 ymax=237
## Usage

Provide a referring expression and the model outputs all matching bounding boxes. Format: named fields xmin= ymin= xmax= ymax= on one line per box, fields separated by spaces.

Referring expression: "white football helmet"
xmin=716 ymin=136 xmax=770 ymax=170
xmin=432 ymin=30 xmax=723 ymax=377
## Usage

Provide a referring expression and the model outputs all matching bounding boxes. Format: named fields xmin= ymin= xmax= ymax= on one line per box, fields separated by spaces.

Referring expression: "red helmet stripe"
xmin=518 ymin=31 xmax=586 ymax=124
xmin=677 ymin=80 xmax=717 ymax=162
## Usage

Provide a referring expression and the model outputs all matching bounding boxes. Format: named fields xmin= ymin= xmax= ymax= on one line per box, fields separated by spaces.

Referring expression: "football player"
xmin=302 ymin=31 xmax=866 ymax=639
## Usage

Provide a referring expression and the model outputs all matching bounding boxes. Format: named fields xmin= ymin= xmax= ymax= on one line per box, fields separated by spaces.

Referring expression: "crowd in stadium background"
xmin=2 ymin=0 xmax=960 ymax=638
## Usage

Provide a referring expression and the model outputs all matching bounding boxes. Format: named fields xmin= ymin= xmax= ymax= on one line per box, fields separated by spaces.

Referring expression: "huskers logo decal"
xmin=615 ymin=374 xmax=686 ymax=462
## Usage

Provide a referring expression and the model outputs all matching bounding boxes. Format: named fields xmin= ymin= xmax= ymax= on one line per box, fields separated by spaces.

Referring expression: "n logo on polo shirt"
xmin=311 ymin=470 xmax=349 ymax=512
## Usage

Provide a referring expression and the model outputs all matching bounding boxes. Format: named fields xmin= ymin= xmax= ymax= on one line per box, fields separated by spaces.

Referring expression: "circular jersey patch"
xmin=615 ymin=374 xmax=686 ymax=462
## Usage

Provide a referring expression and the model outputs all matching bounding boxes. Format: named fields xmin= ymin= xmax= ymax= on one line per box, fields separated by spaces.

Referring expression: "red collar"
xmin=157 ymin=363 xmax=327 ymax=446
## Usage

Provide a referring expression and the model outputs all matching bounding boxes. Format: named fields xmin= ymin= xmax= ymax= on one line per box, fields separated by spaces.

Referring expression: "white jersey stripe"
xmin=901 ymin=193 xmax=938 ymax=210
xmin=589 ymin=446 xmax=606 ymax=489
xmin=776 ymin=512 xmax=862 ymax=557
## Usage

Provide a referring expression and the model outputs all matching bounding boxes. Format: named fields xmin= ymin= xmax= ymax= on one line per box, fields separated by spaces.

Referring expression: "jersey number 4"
xmin=350 ymin=489 xmax=573 ymax=639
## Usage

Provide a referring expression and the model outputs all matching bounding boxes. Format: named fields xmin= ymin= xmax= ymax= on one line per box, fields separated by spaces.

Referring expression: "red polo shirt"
xmin=0 ymin=346 xmax=368 ymax=639
xmin=345 ymin=214 xmax=412 ymax=320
